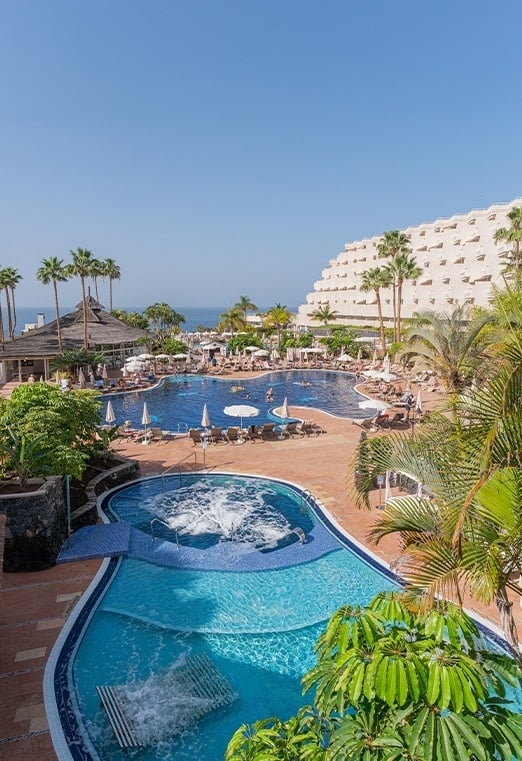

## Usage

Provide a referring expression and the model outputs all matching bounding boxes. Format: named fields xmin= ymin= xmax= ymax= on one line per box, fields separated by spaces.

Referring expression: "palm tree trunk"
xmin=396 ymin=281 xmax=403 ymax=342
xmin=53 ymin=280 xmax=63 ymax=351
xmin=495 ymin=588 xmax=521 ymax=661
xmin=10 ymin=287 xmax=17 ymax=339
xmin=375 ymin=288 xmax=386 ymax=353
xmin=392 ymin=281 xmax=397 ymax=343
xmin=81 ymin=277 xmax=88 ymax=350
xmin=0 ymin=294 xmax=4 ymax=342
xmin=109 ymin=278 xmax=113 ymax=311
xmin=4 ymin=287 xmax=13 ymax=340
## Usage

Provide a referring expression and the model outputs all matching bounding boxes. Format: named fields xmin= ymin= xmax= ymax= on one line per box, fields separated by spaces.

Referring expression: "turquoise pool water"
xmin=62 ymin=475 xmax=398 ymax=760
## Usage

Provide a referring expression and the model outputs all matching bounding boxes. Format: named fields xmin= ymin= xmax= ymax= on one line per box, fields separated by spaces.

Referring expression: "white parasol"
xmin=253 ymin=349 xmax=270 ymax=357
xmin=141 ymin=401 xmax=151 ymax=429
xmin=223 ymin=404 xmax=260 ymax=431
xmin=102 ymin=364 xmax=108 ymax=381
xmin=280 ymin=397 xmax=290 ymax=420
xmin=78 ymin=367 xmax=86 ymax=388
xmin=105 ymin=400 xmax=116 ymax=424
xmin=415 ymin=389 xmax=423 ymax=415
xmin=384 ymin=471 xmax=392 ymax=504
xmin=201 ymin=403 xmax=211 ymax=429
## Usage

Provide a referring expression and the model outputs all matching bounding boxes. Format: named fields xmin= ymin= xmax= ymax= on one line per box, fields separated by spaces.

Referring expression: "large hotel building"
xmin=296 ymin=199 xmax=521 ymax=330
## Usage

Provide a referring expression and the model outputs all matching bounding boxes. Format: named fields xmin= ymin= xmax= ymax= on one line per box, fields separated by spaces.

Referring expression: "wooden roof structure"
xmin=0 ymin=298 xmax=146 ymax=359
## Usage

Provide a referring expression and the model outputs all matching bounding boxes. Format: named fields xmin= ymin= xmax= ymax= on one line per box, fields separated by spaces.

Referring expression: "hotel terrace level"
xmin=296 ymin=198 xmax=522 ymax=330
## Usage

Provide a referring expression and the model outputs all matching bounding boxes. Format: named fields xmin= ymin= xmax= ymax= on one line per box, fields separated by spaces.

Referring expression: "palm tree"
xmin=351 ymin=295 xmax=522 ymax=650
xmin=0 ymin=269 xmax=6 ymax=342
xmin=0 ymin=267 xmax=22 ymax=339
xmin=263 ymin=304 xmax=292 ymax=346
xmin=234 ymin=295 xmax=258 ymax=324
xmin=89 ymin=258 xmax=104 ymax=302
xmin=101 ymin=258 xmax=121 ymax=311
xmin=397 ymin=304 xmax=491 ymax=392
xmin=310 ymin=304 xmax=338 ymax=331
xmin=217 ymin=306 xmax=245 ymax=336
xmin=36 ymin=257 xmax=69 ymax=351
xmin=68 ymin=248 xmax=95 ymax=350
xmin=494 ymin=205 xmax=522 ymax=272
xmin=377 ymin=230 xmax=413 ymax=341
xmin=360 ymin=267 xmax=393 ymax=353
xmin=384 ymin=253 xmax=422 ymax=341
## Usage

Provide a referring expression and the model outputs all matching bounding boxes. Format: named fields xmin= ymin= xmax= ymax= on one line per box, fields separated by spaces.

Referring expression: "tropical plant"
xmin=360 ymin=266 xmax=393 ymax=353
xmin=88 ymin=257 xmax=104 ymax=302
xmin=102 ymin=258 xmax=121 ymax=311
xmin=150 ymin=336 xmax=188 ymax=356
xmin=397 ymin=304 xmax=492 ymax=392
xmin=0 ymin=266 xmax=23 ymax=340
xmin=143 ymin=302 xmax=185 ymax=338
xmin=217 ymin=306 xmax=246 ymax=336
xmin=310 ymin=304 xmax=339 ymax=330
xmin=320 ymin=326 xmax=358 ymax=356
xmin=263 ymin=304 xmax=293 ymax=346
xmin=50 ymin=348 xmax=104 ymax=375
xmin=0 ymin=427 xmax=54 ymax=488
xmin=110 ymin=309 xmax=149 ymax=330
xmin=68 ymin=247 xmax=96 ymax=349
xmin=383 ymin=253 xmax=422 ymax=342
xmin=226 ymin=593 xmax=522 ymax=760
xmin=36 ymin=257 xmax=69 ymax=351
xmin=377 ymin=230 xmax=414 ymax=342
xmin=494 ymin=205 xmax=522 ymax=272
xmin=350 ymin=296 xmax=522 ymax=650
xmin=235 ymin=295 xmax=258 ymax=324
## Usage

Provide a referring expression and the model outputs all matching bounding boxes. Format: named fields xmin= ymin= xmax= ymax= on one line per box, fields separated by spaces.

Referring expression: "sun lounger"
xmin=259 ymin=422 xmax=277 ymax=440
xmin=188 ymin=428 xmax=202 ymax=445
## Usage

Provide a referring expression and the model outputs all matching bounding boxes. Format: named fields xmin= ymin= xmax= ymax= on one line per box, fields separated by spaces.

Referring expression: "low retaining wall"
xmin=1 ymin=456 xmax=140 ymax=572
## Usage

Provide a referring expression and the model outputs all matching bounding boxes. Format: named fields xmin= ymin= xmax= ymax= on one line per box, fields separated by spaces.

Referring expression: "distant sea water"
xmin=14 ymin=306 xmax=297 ymax=336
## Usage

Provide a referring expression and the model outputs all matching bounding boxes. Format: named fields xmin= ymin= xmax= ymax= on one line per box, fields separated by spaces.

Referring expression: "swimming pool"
xmin=46 ymin=473 xmax=399 ymax=761
xmin=101 ymin=369 xmax=373 ymax=431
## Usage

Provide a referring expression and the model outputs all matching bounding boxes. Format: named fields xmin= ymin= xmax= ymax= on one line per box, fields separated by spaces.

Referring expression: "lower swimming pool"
xmin=46 ymin=474 xmax=520 ymax=761
xmin=46 ymin=473 xmax=400 ymax=760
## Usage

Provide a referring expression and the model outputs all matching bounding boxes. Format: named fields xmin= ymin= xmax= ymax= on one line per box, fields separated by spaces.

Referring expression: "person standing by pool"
xmin=266 ymin=387 xmax=274 ymax=402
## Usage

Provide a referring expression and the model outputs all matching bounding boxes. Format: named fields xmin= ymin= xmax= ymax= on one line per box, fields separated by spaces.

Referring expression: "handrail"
xmin=150 ymin=517 xmax=180 ymax=548
xmin=159 ymin=451 xmax=200 ymax=489
xmin=300 ymin=489 xmax=314 ymax=515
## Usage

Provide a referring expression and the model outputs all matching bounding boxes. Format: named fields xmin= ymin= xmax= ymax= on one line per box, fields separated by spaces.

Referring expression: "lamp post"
xmin=65 ymin=474 xmax=71 ymax=548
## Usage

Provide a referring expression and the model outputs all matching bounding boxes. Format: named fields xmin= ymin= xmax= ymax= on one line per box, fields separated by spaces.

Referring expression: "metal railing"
xmin=158 ymin=450 xmax=201 ymax=490
xmin=150 ymin=517 xmax=180 ymax=548
xmin=300 ymin=488 xmax=314 ymax=516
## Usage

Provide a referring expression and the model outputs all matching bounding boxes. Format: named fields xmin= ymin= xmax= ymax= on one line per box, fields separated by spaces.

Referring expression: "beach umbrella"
xmin=372 ymin=349 xmax=378 ymax=364
xmin=141 ymin=401 xmax=151 ymax=429
xmin=357 ymin=347 xmax=362 ymax=361
xmin=121 ymin=365 xmax=128 ymax=378
xmin=172 ymin=353 xmax=188 ymax=360
xmin=280 ymin=397 xmax=290 ymax=420
xmin=201 ymin=403 xmax=211 ymax=429
xmin=339 ymin=353 xmax=353 ymax=362
xmin=102 ymin=364 xmax=108 ymax=381
xmin=384 ymin=471 xmax=392 ymax=504
xmin=415 ymin=389 xmax=423 ymax=415
xmin=253 ymin=349 xmax=270 ymax=357
xmin=383 ymin=354 xmax=391 ymax=374
xmin=270 ymin=348 xmax=280 ymax=361
xmin=138 ymin=353 xmax=154 ymax=360
xmin=358 ymin=398 xmax=388 ymax=411
xmin=223 ymin=404 xmax=260 ymax=431
xmin=78 ymin=367 xmax=86 ymax=388
xmin=105 ymin=400 xmax=116 ymax=424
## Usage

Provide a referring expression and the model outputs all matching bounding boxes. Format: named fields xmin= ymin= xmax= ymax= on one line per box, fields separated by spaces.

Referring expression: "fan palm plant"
xmin=377 ymin=230 xmax=413 ymax=341
xmin=68 ymin=248 xmax=95 ymax=350
xmin=101 ymin=258 xmax=121 ymax=311
xmin=494 ymin=204 xmax=522 ymax=272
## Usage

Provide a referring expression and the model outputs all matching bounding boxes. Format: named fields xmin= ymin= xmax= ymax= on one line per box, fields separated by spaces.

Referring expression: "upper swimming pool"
xmin=100 ymin=369 xmax=373 ymax=431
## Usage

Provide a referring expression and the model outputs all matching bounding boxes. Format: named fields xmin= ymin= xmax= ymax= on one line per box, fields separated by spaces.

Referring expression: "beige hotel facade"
xmin=296 ymin=198 xmax=521 ymax=330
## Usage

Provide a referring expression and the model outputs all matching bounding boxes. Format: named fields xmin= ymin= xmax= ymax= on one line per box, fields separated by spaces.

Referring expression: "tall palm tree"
xmin=217 ymin=306 xmax=245 ymax=336
xmin=494 ymin=205 xmax=522 ymax=272
xmin=68 ymin=248 xmax=95 ymax=350
xmin=101 ymin=258 xmax=121 ymax=311
xmin=377 ymin=230 xmax=413 ymax=341
xmin=0 ymin=267 xmax=22 ymax=339
xmin=88 ymin=257 xmax=104 ymax=302
xmin=263 ymin=304 xmax=292 ymax=346
xmin=36 ymin=257 xmax=69 ymax=351
xmin=398 ymin=304 xmax=491 ymax=392
xmin=234 ymin=295 xmax=258 ymax=324
xmin=384 ymin=253 xmax=422 ymax=341
xmin=360 ymin=267 xmax=393 ymax=353
xmin=0 ymin=269 xmax=6 ymax=342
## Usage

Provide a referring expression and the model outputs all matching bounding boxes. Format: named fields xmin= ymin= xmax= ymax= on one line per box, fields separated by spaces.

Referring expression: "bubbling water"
xmin=142 ymin=480 xmax=299 ymax=550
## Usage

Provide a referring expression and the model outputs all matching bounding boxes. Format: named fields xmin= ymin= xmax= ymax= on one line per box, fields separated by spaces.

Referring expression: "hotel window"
xmin=442 ymin=278 xmax=450 ymax=284
xmin=454 ymin=257 xmax=465 ymax=264
xmin=487 ymin=213 xmax=496 ymax=221
xmin=419 ymin=230 xmax=426 ymax=236
xmin=453 ymin=239 xmax=461 ymax=245
xmin=417 ymin=245 xmax=428 ymax=252
xmin=439 ymin=259 xmax=447 ymax=265
xmin=468 ymin=218 xmax=476 ymax=225
xmin=467 ymin=235 xmax=480 ymax=243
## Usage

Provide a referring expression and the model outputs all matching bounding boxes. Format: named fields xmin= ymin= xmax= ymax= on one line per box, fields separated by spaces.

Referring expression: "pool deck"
xmin=1 ymin=379 xmax=521 ymax=760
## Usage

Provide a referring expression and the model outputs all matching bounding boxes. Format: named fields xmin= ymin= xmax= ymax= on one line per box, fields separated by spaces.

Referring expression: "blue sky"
xmin=1 ymin=0 xmax=520 ymax=310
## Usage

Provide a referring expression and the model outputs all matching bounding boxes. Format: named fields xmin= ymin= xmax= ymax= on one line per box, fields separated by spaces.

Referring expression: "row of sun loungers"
xmin=189 ymin=421 xmax=326 ymax=445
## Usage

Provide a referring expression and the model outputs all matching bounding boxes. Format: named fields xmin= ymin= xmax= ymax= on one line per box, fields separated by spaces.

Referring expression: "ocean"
xmin=13 ymin=305 xmax=297 ymax=336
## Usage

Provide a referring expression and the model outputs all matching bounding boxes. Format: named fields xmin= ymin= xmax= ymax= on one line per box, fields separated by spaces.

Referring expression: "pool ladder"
xmin=300 ymin=489 xmax=314 ymax=516
xmin=150 ymin=518 xmax=180 ymax=548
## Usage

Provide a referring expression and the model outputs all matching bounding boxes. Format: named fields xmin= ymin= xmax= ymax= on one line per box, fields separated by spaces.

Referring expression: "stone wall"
xmin=1 ymin=455 xmax=140 ymax=572
xmin=1 ymin=477 xmax=66 ymax=572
